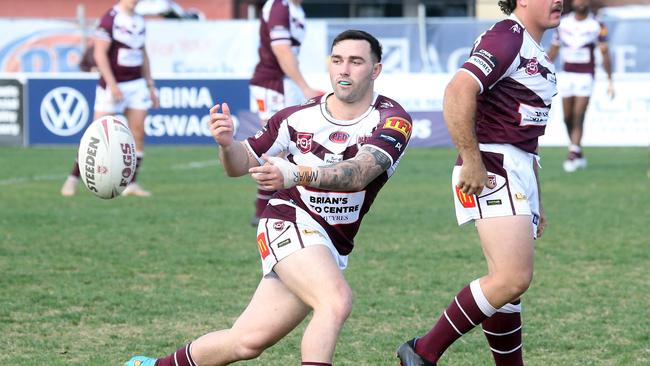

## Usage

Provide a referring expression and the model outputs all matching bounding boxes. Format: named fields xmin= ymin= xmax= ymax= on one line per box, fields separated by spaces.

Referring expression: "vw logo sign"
xmin=40 ymin=86 xmax=89 ymax=136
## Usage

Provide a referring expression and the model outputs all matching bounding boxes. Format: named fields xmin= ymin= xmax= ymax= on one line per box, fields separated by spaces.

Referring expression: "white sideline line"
xmin=0 ymin=160 xmax=219 ymax=186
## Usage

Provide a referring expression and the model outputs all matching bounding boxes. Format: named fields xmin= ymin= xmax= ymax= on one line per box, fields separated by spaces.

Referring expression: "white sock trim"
xmin=443 ymin=310 xmax=463 ymax=335
xmin=481 ymin=324 xmax=522 ymax=336
xmin=455 ymin=296 xmax=477 ymax=326
xmin=497 ymin=301 xmax=522 ymax=314
xmin=489 ymin=343 xmax=523 ymax=354
xmin=470 ymin=279 xmax=497 ymax=317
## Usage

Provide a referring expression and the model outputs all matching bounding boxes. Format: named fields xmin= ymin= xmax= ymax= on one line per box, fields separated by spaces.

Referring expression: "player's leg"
xmin=405 ymin=216 xmax=533 ymax=365
xmin=273 ymin=245 xmax=353 ymax=364
xmin=568 ymin=95 xmax=590 ymax=169
xmin=124 ymin=276 xmax=311 ymax=366
xmin=481 ymin=300 xmax=523 ymax=366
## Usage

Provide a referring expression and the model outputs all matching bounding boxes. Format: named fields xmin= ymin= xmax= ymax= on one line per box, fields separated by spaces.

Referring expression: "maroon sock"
xmin=482 ymin=301 xmax=523 ymax=366
xmin=255 ymin=188 xmax=274 ymax=217
xmin=131 ymin=155 xmax=143 ymax=183
xmin=301 ymin=363 xmax=332 ymax=366
xmin=415 ymin=285 xmax=492 ymax=363
xmin=156 ymin=343 xmax=196 ymax=366
xmin=70 ymin=158 xmax=80 ymax=178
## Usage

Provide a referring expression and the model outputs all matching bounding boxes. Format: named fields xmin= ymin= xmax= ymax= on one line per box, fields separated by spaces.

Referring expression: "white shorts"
xmin=256 ymin=199 xmax=348 ymax=277
xmin=452 ymin=144 xmax=540 ymax=238
xmin=249 ymin=79 xmax=304 ymax=121
xmin=94 ymin=78 xmax=152 ymax=113
xmin=557 ymin=72 xmax=594 ymax=97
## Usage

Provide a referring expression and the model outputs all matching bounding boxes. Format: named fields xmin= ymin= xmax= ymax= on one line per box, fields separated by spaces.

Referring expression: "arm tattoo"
xmin=316 ymin=146 xmax=392 ymax=191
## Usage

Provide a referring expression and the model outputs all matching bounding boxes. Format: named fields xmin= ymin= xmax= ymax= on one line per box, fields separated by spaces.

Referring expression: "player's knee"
xmin=318 ymin=284 xmax=353 ymax=324
xmin=508 ymin=270 xmax=533 ymax=298
xmin=232 ymin=333 xmax=269 ymax=360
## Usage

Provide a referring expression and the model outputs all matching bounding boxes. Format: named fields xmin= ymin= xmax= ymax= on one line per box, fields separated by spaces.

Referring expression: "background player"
xmin=397 ymin=0 xmax=562 ymax=365
xmin=61 ymin=0 xmax=159 ymax=197
xmin=249 ymin=0 xmax=321 ymax=225
xmin=547 ymin=0 xmax=614 ymax=172
xmin=124 ymin=30 xmax=412 ymax=366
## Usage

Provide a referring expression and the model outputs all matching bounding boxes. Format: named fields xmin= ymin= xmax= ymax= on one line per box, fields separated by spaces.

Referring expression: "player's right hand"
xmin=109 ymin=84 xmax=123 ymax=102
xmin=209 ymin=103 xmax=234 ymax=147
xmin=457 ymin=159 xmax=493 ymax=196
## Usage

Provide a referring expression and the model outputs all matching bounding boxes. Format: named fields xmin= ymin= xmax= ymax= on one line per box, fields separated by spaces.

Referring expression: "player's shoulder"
xmin=374 ymin=95 xmax=411 ymax=121
xmin=485 ymin=18 xmax=525 ymax=44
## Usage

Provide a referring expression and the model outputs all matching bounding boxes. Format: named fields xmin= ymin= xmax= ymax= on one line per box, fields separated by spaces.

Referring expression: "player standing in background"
xmin=397 ymin=0 xmax=562 ymax=365
xmin=124 ymin=29 xmax=412 ymax=366
xmin=61 ymin=0 xmax=159 ymax=197
xmin=249 ymin=0 xmax=321 ymax=225
xmin=547 ymin=0 xmax=614 ymax=173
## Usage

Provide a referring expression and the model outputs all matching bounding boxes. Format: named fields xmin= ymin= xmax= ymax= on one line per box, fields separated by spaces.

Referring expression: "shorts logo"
xmin=487 ymin=175 xmax=497 ymax=188
xmin=329 ymin=131 xmax=349 ymax=143
xmin=455 ymin=186 xmax=476 ymax=208
xmin=514 ymin=192 xmax=527 ymax=200
xmin=256 ymin=99 xmax=266 ymax=112
xmin=383 ymin=117 xmax=412 ymax=139
xmin=256 ymin=232 xmax=270 ymax=259
xmin=296 ymin=132 xmax=313 ymax=153
xmin=273 ymin=221 xmax=284 ymax=231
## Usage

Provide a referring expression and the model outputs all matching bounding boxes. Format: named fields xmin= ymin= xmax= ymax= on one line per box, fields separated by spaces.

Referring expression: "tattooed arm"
xmin=249 ymin=145 xmax=392 ymax=192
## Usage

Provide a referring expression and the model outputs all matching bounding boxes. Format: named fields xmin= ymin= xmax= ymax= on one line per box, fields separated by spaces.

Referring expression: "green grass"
xmin=1 ymin=146 xmax=648 ymax=365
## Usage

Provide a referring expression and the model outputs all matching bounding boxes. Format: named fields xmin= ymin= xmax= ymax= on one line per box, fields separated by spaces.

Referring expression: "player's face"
xmin=328 ymin=40 xmax=380 ymax=104
xmin=571 ymin=0 xmax=590 ymax=15
xmin=526 ymin=0 xmax=563 ymax=30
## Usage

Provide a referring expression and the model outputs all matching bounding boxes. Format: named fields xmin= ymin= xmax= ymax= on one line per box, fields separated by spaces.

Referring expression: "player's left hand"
xmin=150 ymin=88 xmax=160 ymax=109
xmin=249 ymin=154 xmax=298 ymax=190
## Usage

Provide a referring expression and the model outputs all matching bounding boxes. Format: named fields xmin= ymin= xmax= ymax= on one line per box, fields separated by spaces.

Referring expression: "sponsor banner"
xmin=26 ymin=77 xmax=249 ymax=145
xmin=0 ymin=78 xmax=24 ymax=145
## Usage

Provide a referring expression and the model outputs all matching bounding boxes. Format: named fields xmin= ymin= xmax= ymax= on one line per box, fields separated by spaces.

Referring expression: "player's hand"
xmin=149 ymin=87 xmax=160 ymax=109
xmin=209 ymin=103 xmax=234 ymax=147
xmin=537 ymin=205 xmax=547 ymax=238
xmin=249 ymin=154 xmax=298 ymax=190
xmin=607 ymin=80 xmax=615 ymax=99
xmin=457 ymin=158 xmax=493 ymax=196
xmin=109 ymin=83 xmax=123 ymax=102
xmin=302 ymin=87 xmax=323 ymax=100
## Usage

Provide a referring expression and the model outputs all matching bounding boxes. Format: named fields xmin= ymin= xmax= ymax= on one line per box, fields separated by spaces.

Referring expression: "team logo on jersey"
xmin=256 ymin=233 xmax=270 ymax=259
xmin=383 ymin=117 xmax=412 ymax=139
xmin=329 ymin=131 xmax=349 ymax=143
xmin=510 ymin=24 xmax=522 ymax=34
xmin=455 ymin=186 xmax=476 ymax=208
xmin=296 ymin=132 xmax=313 ymax=153
xmin=525 ymin=57 xmax=539 ymax=75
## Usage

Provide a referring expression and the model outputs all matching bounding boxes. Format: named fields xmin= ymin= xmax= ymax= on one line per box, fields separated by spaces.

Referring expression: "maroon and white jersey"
xmin=95 ymin=6 xmax=146 ymax=87
xmin=552 ymin=12 xmax=607 ymax=75
xmin=460 ymin=14 xmax=557 ymax=154
xmin=245 ymin=93 xmax=412 ymax=255
xmin=250 ymin=0 xmax=306 ymax=94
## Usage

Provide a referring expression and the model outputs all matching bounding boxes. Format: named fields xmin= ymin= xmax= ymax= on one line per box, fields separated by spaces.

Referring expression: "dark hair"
xmin=498 ymin=0 xmax=517 ymax=15
xmin=331 ymin=29 xmax=382 ymax=63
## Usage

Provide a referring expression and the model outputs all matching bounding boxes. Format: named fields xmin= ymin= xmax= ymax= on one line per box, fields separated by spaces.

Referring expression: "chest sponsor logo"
xmin=329 ymin=131 xmax=349 ymax=143
xmin=518 ymin=104 xmax=549 ymax=127
xmin=383 ymin=117 xmax=412 ymax=139
xmin=467 ymin=55 xmax=493 ymax=76
xmin=455 ymin=186 xmax=476 ymax=208
xmin=256 ymin=232 xmax=270 ymax=259
xmin=300 ymin=188 xmax=366 ymax=225
xmin=296 ymin=132 xmax=313 ymax=153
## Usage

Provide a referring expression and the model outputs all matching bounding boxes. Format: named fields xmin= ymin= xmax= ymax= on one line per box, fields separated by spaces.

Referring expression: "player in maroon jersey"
xmin=547 ymin=0 xmax=614 ymax=172
xmin=61 ymin=0 xmax=159 ymax=197
xmin=124 ymin=30 xmax=411 ymax=366
xmin=397 ymin=1 xmax=562 ymax=365
xmin=249 ymin=0 xmax=321 ymax=226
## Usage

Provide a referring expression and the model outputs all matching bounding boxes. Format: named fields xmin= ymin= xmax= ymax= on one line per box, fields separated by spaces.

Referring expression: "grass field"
xmin=1 ymin=146 xmax=648 ymax=365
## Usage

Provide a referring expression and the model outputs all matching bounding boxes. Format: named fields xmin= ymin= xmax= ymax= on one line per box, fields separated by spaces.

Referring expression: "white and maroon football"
xmin=77 ymin=116 xmax=137 ymax=199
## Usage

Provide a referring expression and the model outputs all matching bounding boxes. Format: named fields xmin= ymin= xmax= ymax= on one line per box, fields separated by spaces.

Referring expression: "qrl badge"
xmin=455 ymin=186 xmax=476 ymax=208
xmin=296 ymin=132 xmax=313 ymax=153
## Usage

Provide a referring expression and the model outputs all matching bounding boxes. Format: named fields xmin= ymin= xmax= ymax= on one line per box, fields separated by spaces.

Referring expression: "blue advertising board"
xmin=26 ymin=77 xmax=250 ymax=145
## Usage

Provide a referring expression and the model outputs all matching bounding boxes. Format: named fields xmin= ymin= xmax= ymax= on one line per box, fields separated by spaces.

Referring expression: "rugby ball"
xmin=77 ymin=116 xmax=137 ymax=199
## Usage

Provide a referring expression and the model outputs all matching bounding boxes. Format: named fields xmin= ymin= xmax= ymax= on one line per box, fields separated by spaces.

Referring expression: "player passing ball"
xmin=124 ymin=29 xmax=412 ymax=366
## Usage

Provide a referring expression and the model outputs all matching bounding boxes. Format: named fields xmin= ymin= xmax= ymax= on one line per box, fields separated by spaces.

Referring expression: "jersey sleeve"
xmin=95 ymin=12 xmax=113 ymax=42
xmin=267 ymin=0 xmax=291 ymax=46
xmin=245 ymin=113 xmax=290 ymax=165
xmin=460 ymin=20 xmax=523 ymax=93
xmin=363 ymin=102 xmax=412 ymax=165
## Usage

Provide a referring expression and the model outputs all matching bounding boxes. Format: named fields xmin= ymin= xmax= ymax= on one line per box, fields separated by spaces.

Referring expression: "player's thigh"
xmin=230 ymin=276 xmax=310 ymax=345
xmin=562 ymin=96 xmax=575 ymax=120
xmin=476 ymin=215 xmax=534 ymax=277
xmin=572 ymin=96 xmax=590 ymax=116
xmin=250 ymin=85 xmax=284 ymax=121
